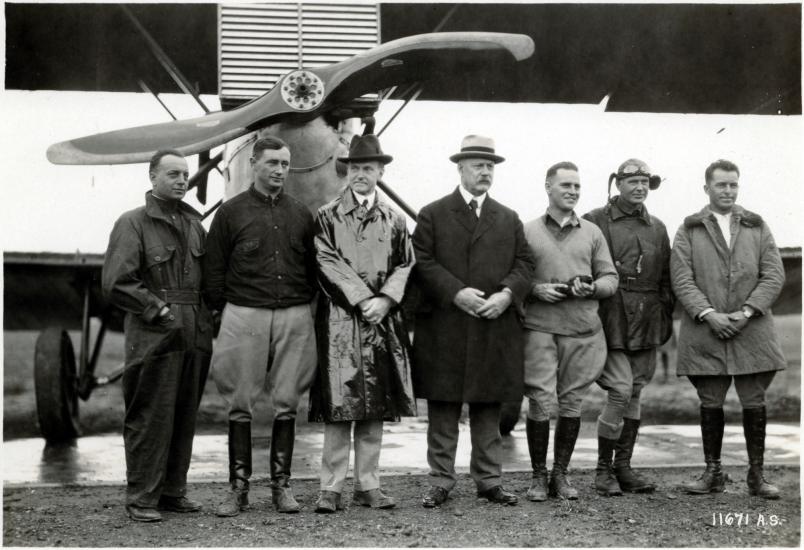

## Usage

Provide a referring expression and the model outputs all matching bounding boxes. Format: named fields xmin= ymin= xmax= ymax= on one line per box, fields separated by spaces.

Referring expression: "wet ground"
xmin=3 ymin=419 xmax=798 ymax=487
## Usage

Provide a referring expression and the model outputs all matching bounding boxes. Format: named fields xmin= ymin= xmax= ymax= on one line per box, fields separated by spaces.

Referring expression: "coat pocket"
xmin=144 ymin=245 xmax=176 ymax=288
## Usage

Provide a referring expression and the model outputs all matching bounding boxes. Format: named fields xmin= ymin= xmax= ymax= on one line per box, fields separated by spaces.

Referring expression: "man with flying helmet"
xmin=582 ymin=159 xmax=674 ymax=496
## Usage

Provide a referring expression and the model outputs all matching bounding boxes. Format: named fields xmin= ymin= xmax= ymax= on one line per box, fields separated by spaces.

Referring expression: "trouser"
xmin=524 ymin=329 xmax=607 ymax=421
xmin=123 ymin=343 xmax=210 ymax=507
xmin=596 ymin=348 xmax=657 ymax=439
xmin=426 ymin=400 xmax=503 ymax=492
xmin=687 ymin=372 xmax=776 ymax=409
xmin=319 ymin=420 xmax=384 ymax=492
xmin=212 ymin=303 xmax=317 ymax=421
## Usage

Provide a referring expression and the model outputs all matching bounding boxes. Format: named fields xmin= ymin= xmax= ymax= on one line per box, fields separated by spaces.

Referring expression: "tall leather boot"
xmin=595 ymin=436 xmax=622 ymax=496
xmin=548 ymin=416 xmax=580 ymax=500
xmin=525 ymin=419 xmax=550 ymax=501
xmin=682 ymin=407 xmax=726 ymax=494
xmin=270 ymin=418 xmax=301 ymax=513
xmin=743 ymin=406 xmax=780 ymax=499
xmin=215 ymin=421 xmax=251 ymax=517
xmin=614 ymin=418 xmax=656 ymax=493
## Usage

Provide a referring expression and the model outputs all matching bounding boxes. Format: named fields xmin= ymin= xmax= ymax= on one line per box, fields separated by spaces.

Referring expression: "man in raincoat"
xmin=103 ymin=149 xmax=212 ymax=522
xmin=583 ymin=159 xmax=674 ymax=496
xmin=310 ymin=134 xmax=416 ymax=513
xmin=671 ymin=159 xmax=785 ymax=499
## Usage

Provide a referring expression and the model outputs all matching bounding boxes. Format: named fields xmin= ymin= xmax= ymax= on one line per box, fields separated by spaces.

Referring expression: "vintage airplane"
xmin=13 ymin=31 xmax=535 ymax=442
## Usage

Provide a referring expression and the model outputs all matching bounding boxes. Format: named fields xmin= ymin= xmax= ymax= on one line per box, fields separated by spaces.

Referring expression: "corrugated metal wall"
xmin=219 ymin=3 xmax=379 ymax=102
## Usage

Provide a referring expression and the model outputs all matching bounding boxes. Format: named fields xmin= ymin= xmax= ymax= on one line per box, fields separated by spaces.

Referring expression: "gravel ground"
xmin=4 ymin=466 xmax=799 ymax=547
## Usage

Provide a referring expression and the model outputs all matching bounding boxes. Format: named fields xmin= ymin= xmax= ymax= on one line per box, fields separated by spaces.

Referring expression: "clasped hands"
xmin=453 ymin=287 xmax=512 ymax=319
xmin=704 ymin=311 xmax=750 ymax=340
xmin=358 ymin=295 xmax=394 ymax=325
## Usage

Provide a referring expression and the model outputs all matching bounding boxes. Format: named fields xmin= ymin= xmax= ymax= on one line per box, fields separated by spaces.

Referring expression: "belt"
xmin=156 ymin=289 xmax=200 ymax=304
xmin=619 ymin=277 xmax=659 ymax=292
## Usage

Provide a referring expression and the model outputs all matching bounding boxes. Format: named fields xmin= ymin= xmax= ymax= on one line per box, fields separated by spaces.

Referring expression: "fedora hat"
xmin=449 ymin=135 xmax=505 ymax=164
xmin=337 ymin=134 xmax=393 ymax=164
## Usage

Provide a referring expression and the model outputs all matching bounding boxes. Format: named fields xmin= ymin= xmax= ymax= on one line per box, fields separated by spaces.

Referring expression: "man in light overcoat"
xmin=671 ymin=158 xmax=786 ymax=499
xmin=412 ymin=135 xmax=535 ymax=508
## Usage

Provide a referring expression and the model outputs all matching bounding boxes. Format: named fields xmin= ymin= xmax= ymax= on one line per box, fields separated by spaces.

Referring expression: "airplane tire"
xmin=499 ymin=400 xmax=522 ymax=436
xmin=34 ymin=328 xmax=81 ymax=442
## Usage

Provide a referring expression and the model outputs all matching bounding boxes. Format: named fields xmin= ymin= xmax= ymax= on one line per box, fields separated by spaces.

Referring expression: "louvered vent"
xmin=219 ymin=3 xmax=379 ymax=103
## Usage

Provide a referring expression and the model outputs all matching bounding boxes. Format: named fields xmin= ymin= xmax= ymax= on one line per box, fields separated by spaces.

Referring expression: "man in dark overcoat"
xmin=671 ymin=159 xmax=786 ymax=499
xmin=412 ymin=135 xmax=535 ymax=508
xmin=309 ymin=134 xmax=416 ymax=513
xmin=583 ymin=159 xmax=674 ymax=496
xmin=103 ymin=149 xmax=212 ymax=522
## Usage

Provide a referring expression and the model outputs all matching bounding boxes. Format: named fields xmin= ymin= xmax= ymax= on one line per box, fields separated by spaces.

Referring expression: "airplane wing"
xmin=46 ymin=32 xmax=534 ymax=165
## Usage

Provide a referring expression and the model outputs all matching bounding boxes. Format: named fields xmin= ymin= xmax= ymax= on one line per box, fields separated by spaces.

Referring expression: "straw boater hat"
xmin=337 ymin=134 xmax=393 ymax=164
xmin=449 ymin=135 xmax=505 ymax=164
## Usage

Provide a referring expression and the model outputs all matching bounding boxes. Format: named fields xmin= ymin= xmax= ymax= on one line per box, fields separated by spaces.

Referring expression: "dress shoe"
xmin=215 ymin=490 xmax=248 ymax=517
xmin=126 ymin=504 xmax=162 ymax=522
xmin=271 ymin=486 xmax=301 ymax=513
xmin=314 ymin=490 xmax=343 ymax=513
xmin=352 ymin=488 xmax=396 ymax=509
xmin=477 ymin=486 xmax=518 ymax=505
xmin=158 ymin=495 xmax=201 ymax=513
xmin=422 ymin=486 xmax=449 ymax=508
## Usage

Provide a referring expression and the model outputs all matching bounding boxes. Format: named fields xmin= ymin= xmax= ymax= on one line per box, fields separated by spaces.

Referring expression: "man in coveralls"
xmin=103 ymin=149 xmax=212 ymax=522
xmin=583 ymin=159 xmax=674 ymax=496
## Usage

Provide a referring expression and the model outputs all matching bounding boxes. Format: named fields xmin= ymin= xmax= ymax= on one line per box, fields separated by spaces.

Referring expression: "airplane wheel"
xmin=499 ymin=400 xmax=522 ymax=435
xmin=34 ymin=328 xmax=81 ymax=442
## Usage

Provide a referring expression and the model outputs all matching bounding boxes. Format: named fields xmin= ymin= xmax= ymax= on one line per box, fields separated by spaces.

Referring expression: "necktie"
xmin=357 ymin=199 xmax=369 ymax=219
xmin=468 ymin=198 xmax=479 ymax=219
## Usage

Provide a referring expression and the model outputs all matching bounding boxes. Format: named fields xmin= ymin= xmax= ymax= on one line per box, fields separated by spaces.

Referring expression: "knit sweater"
xmin=523 ymin=213 xmax=618 ymax=336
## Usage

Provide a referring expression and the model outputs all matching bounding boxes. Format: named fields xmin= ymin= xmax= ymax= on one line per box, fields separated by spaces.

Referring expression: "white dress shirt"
xmin=458 ymin=186 xmax=486 ymax=217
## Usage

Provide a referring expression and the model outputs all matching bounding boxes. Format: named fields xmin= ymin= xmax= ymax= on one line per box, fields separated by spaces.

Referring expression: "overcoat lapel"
xmin=701 ymin=216 xmax=731 ymax=263
xmin=448 ymin=188 xmax=477 ymax=234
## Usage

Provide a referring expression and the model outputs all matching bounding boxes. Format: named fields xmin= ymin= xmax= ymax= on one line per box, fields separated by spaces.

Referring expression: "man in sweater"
xmin=583 ymin=159 xmax=674 ymax=497
xmin=522 ymin=161 xmax=618 ymax=501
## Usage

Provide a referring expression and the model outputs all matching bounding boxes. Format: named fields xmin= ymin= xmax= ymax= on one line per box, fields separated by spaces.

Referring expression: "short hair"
xmin=705 ymin=159 xmax=740 ymax=182
xmin=149 ymin=149 xmax=184 ymax=174
xmin=545 ymin=161 xmax=579 ymax=181
xmin=252 ymin=136 xmax=289 ymax=159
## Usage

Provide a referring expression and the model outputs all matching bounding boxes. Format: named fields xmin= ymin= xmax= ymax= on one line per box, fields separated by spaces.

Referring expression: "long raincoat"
xmin=309 ymin=188 xmax=417 ymax=422
xmin=670 ymin=205 xmax=786 ymax=376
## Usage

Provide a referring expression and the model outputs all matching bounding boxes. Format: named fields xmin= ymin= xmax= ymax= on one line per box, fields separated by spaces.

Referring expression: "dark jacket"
xmin=203 ymin=185 xmax=316 ymax=311
xmin=671 ymin=205 xmax=786 ymax=376
xmin=412 ymin=187 xmax=535 ymax=403
xmin=309 ymin=189 xmax=417 ymax=422
xmin=583 ymin=197 xmax=674 ymax=350
xmin=102 ymin=192 xmax=212 ymax=367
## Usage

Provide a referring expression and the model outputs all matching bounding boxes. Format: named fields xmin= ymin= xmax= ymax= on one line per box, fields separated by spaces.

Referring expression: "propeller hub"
xmin=281 ymin=70 xmax=325 ymax=111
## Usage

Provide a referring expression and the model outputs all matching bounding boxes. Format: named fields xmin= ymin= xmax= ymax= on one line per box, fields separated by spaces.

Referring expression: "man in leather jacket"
xmin=583 ymin=158 xmax=674 ymax=497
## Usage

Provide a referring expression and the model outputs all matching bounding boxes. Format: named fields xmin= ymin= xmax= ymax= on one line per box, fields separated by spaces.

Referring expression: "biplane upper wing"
xmin=46 ymin=32 xmax=534 ymax=165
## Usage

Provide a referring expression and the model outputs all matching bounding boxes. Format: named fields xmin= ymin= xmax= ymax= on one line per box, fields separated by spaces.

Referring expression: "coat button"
xmin=154 ymin=255 xmax=161 ymax=261
xmin=277 ymin=275 xmax=283 ymax=280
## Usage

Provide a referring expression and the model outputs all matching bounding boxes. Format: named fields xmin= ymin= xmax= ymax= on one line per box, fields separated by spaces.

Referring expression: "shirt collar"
xmin=544 ymin=207 xmax=579 ymax=228
xmin=458 ymin=185 xmax=486 ymax=208
xmin=249 ymin=183 xmax=283 ymax=205
xmin=352 ymin=189 xmax=376 ymax=208
xmin=610 ymin=196 xmax=651 ymax=223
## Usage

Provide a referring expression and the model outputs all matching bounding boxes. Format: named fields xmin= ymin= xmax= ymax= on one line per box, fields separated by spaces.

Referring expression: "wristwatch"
xmin=742 ymin=308 xmax=754 ymax=319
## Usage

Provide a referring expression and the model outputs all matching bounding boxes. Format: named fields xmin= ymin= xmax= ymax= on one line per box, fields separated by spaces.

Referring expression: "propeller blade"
xmin=47 ymin=32 xmax=534 ymax=165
